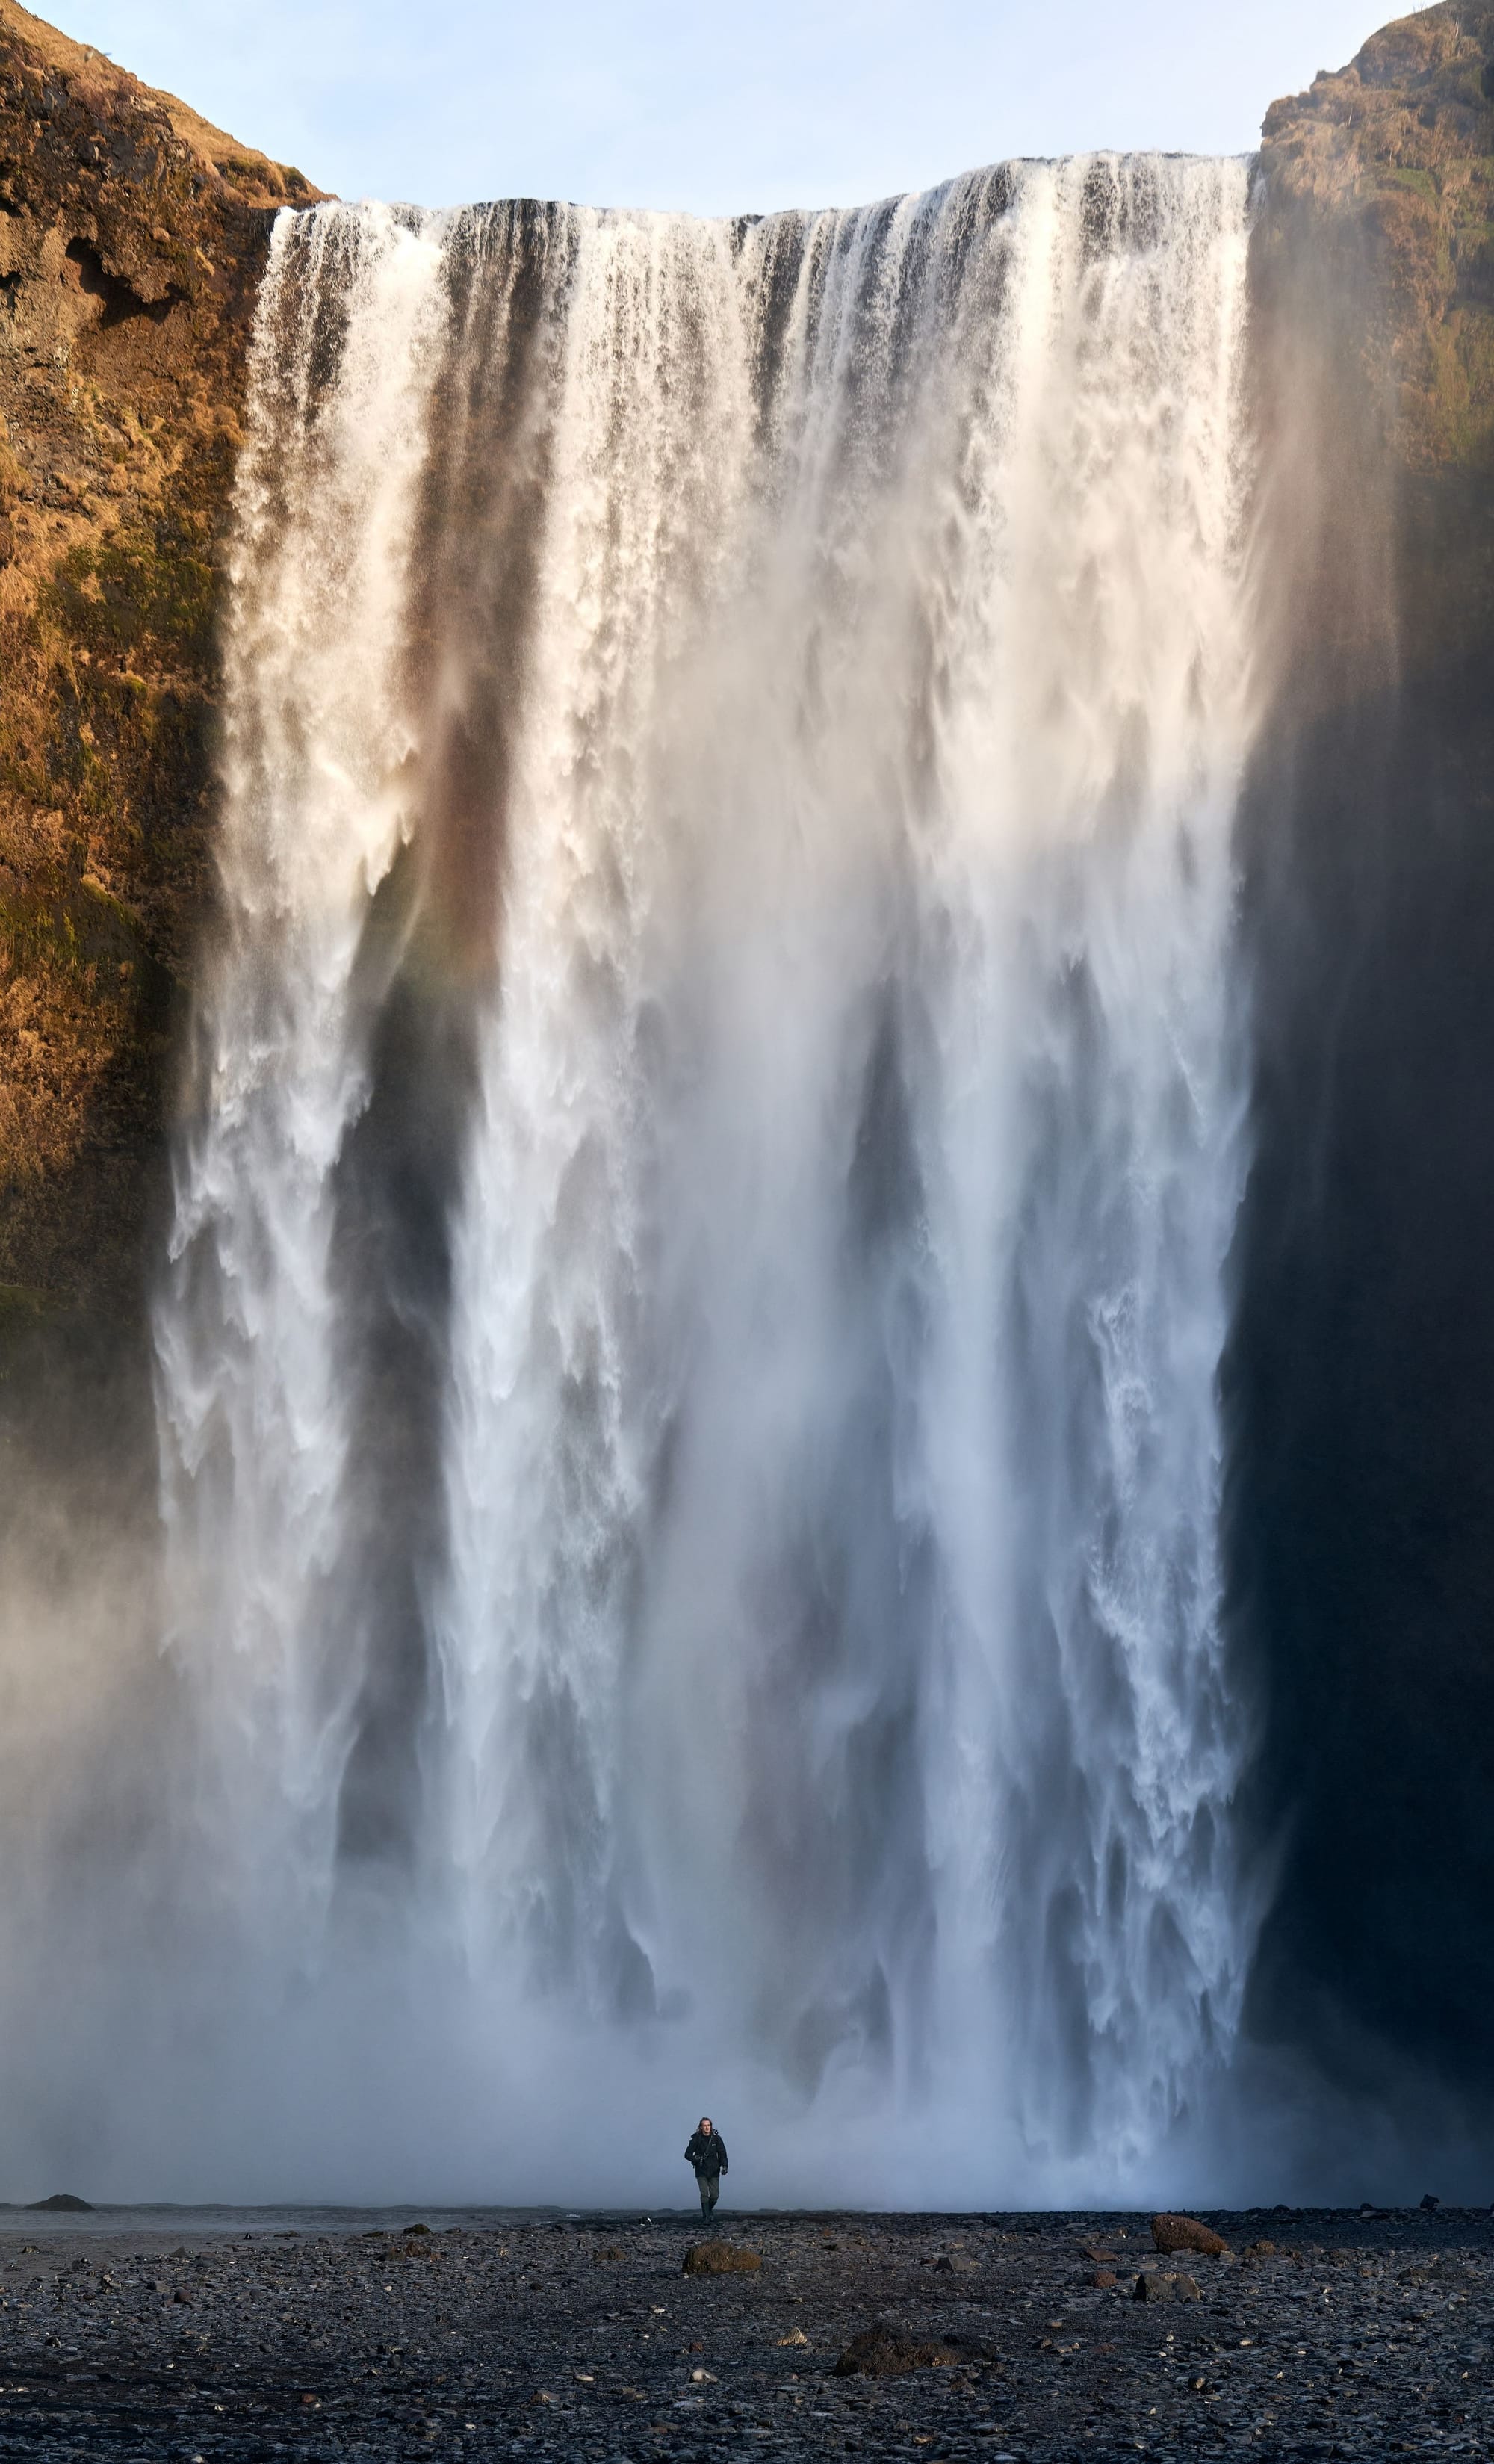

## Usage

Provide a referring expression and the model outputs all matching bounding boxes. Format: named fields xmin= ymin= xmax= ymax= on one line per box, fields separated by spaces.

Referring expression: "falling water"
xmin=155 ymin=155 xmax=1258 ymax=2203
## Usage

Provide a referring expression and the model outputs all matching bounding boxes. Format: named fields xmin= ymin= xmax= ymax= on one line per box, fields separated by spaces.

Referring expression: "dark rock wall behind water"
xmin=1235 ymin=0 xmax=1494 ymax=2112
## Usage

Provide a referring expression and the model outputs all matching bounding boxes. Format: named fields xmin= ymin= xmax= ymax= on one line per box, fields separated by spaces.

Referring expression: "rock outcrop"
xmin=1235 ymin=4 xmax=1494 ymax=2103
xmin=1255 ymin=1 xmax=1494 ymax=669
xmin=0 ymin=0 xmax=323 ymax=1356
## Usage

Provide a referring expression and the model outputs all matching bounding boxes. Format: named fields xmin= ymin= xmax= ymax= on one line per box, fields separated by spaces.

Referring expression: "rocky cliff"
xmin=1254 ymin=0 xmax=1494 ymax=669
xmin=0 ymin=0 xmax=322 ymax=1370
xmin=1236 ymin=4 xmax=1494 ymax=2102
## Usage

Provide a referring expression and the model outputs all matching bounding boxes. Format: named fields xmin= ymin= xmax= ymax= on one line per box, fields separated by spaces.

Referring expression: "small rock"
xmin=777 ymin=2327 xmax=810 ymax=2347
xmin=690 ymin=2366 xmax=716 ymax=2382
xmin=1243 ymin=2240 xmax=1278 ymax=2257
xmin=682 ymin=2243 xmax=762 ymax=2275
xmin=1133 ymin=2270 xmax=1201 ymax=2303
xmin=932 ymin=2253 xmax=979 ymax=2272
xmin=1092 ymin=2268 xmax=1117 ymax=2289
xmin=1151 ymin=2213 xmax=1230 ymax=2258
xmin=1419 ymin=2194 xmax=1440 ymax=2212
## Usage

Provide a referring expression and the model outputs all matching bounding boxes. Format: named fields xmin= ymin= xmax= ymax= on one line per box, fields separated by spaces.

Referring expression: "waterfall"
xmin=155 ymin=154 xmax=1258 ymax=2203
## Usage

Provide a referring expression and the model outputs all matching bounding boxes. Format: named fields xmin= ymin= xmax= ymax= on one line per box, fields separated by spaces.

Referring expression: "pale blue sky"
xmin=53 ymin=0 xmax=1389 ymax=216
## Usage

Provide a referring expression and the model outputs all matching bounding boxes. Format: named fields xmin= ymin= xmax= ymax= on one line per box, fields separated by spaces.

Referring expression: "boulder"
xmin=1133 ymin=2270 xmax=1201 ymax=2303
xmin=1151 ymin=2213 xmax=1229 ymax=2258
xmin=834 ymin=2323 xmax=961 ymax=2377
xmin=681 ymin=2242 xmax=762 ymax=2276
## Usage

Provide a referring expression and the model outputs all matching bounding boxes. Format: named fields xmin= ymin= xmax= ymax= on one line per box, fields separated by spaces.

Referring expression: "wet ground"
xmin=0 ymin=2205 xmax=1488 ymax=2459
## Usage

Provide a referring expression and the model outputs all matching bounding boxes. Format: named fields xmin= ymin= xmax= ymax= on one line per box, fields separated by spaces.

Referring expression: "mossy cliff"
xmin=1254 ymin=1 xmax=1494 ymax=676
xmin=0 ymin=0 xmax=323 ymax=1358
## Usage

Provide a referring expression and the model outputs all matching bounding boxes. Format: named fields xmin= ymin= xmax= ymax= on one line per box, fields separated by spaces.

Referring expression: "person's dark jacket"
xmin=685 ymin=2129 xmax=728 ymax=2179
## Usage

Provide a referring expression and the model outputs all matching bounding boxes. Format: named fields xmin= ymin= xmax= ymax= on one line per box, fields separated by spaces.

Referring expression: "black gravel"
xmin=0 ymin=2205 xmax=1490 ymax=2458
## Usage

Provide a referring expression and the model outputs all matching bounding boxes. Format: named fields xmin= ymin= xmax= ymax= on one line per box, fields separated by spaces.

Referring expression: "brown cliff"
xmin=0 ymin=0 xmax=324 ymax=1353
xmin=1256 ymin=1 xmax=1494 ymax=670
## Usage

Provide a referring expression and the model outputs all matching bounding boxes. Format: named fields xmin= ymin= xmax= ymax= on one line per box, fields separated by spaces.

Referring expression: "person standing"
xmin=684 ymin=2116 xmax=728 ymax=2222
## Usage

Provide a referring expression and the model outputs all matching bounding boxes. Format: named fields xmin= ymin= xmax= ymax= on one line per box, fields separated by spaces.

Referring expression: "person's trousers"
xmin=695 ymin=2170 xmax=720 ymax=2220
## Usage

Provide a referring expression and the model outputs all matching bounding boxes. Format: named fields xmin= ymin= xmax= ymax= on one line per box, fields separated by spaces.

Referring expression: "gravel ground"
xmin=0 ymin=2205 xmax=1489 ymax=2460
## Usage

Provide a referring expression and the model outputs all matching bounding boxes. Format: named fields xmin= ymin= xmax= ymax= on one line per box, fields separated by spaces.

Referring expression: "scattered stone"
xmin=1091 ymin=2268 xmax=1117 ymax=2288
xmin=1150 ymin=2212 xmax=1230 ymax=2257
xmin=1420 ymin=2194 xmax=1441 ymax=2212
xmin=932 ymin=2253 xmax=979 ymax=2272
xmin=1243 ymin=2239 xmax=1277 ymax=2256
xmin=0 ymin=2203 xmax=1484 ymax=2456
xmin=681 ymin=2242 xmax=762 ymax=2275
xmin=591 ymin=2245 xmax=627 ymax=2263
xmin=1133 ymin=2269 xmax=1201 ymax=2302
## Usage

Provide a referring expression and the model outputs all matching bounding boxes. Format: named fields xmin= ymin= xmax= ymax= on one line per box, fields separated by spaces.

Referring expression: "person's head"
xmin=699 ymin=2117 xmax=712 ymax=2133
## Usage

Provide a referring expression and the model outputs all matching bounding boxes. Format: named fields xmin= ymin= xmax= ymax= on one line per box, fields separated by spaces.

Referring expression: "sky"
xmin=49 ymin=0 xmax=1390 ymax=217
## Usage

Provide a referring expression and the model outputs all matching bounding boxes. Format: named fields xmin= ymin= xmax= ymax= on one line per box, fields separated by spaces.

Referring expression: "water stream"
xmin=153 ymin=155 xmax=1259 ymax=2203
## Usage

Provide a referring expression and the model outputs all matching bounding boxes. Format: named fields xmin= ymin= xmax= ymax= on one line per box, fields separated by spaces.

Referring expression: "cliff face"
xmin=1236 ymin=6 xmax=1494 ymax=2100
xmin=1256 ymin=1 xmax=1494 ymax=664
xmin=0 ymin=0 xmax=322 ymax=1356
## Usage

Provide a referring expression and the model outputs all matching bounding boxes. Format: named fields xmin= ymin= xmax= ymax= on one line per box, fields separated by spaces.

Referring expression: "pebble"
xmin=0 ymin=2203 xmax=1487 ymax=2457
